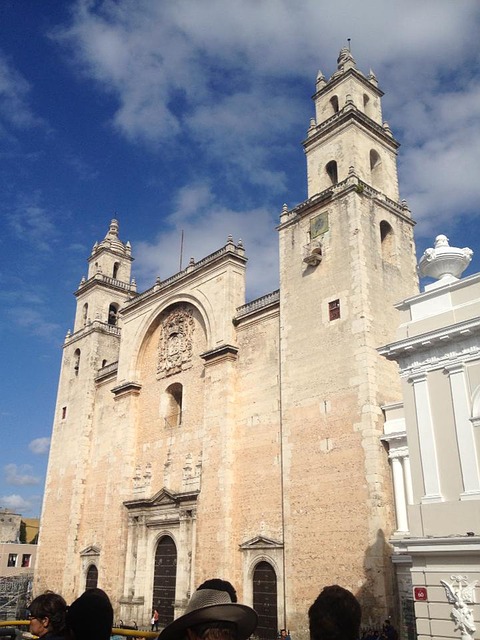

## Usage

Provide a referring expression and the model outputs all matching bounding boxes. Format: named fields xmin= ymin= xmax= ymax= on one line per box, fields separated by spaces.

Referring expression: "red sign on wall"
xmin=414 ymin=587 xmax=428 ymax=601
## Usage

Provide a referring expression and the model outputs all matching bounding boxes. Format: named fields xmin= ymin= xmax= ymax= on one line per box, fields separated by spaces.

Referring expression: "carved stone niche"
xmin=157 ymin=305 xmax=195 ymax=379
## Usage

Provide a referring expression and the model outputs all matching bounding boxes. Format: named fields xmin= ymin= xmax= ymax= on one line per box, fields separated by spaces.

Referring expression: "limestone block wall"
xmin=233 ymin=308 xmax=283 ymax=596
xmin=277 ymin=187 xmax=417 ymax=630
xmin=0 ymin=512 xmax=21 ymax=543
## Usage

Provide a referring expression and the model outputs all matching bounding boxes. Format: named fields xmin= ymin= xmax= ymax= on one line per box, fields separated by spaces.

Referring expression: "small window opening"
xmin=102 ymin=359 xmax=107 ymax=368
xmin=330 ymin=95 xmax=339 ymax=114
xmin=21 ymin=554 xmax=31 ymax=568
xmin=165 ymin=383 xmax=183 ymax=427
xmin=113 ymin=262 xmax=120 ymax=279
xmin=329 ymin=299 xmax=341 ymax=321
xmin=82 ymin=303 xmax=88 ymax=326
xmin=370 ymin=149 xmax=381 ymax=171
xmin=380 ymin=220 xmax=395 ymax=262
xmin=86 ymin=564 xmax=98 ymax=590
xmin=62 ymin=406 xmax=67 ymax=420
xmin=326 ymin=161 xmax=338 ymax=185
xmin=108 ymin=303 xmax=119 ymax=326
xmin=363 ymin=94 xmax=370 ymax=113
xmin=74 ymin=349 xmax=81 ymax=375
xmin=370 ymin=150 xmax=382 ymax=188
xmin=7 ymin=554 xmax=17 ymax=567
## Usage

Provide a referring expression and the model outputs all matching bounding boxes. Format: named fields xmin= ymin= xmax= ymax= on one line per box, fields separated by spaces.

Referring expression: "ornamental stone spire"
xmin=92 ymin=218 xmax=130 ymax=257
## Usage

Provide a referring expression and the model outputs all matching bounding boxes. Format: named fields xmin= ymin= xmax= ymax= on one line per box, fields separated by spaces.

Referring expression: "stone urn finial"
xmin=418 ymin=235 xmax=472 ymax=287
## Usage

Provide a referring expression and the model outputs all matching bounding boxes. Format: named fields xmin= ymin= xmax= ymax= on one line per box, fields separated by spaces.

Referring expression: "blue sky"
xmin=1 ymin=0 xmax=479 ymax=517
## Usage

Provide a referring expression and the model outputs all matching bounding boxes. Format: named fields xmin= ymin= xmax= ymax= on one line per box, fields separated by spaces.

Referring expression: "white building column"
xmin=445 ymin=363 xmax=480 ymax=499
xmin=409 ymin=373 xmax=442 ymax=503
xmin=390 ymin=451 xmax=409 ymax=532
xmin=403 ymin=454 xmax=414 ymax=505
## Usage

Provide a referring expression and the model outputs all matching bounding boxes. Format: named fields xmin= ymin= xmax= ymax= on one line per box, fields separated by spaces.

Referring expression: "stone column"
xmin=391 ymin=452 xmax=409 ymax=532
xmin=445 ymin=363 xmax=480 ymax=499
xmin=409 ymin=373 xmax=442 ymax=502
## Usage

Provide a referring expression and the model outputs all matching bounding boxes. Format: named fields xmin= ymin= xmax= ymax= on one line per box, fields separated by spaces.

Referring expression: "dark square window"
xmin=329 ymin=299 xmax=340 ymax=321
xmin=7 ymin=554 xmax=17 ymax=567
xmin=21 ymin=554 xmax=31 ymax=568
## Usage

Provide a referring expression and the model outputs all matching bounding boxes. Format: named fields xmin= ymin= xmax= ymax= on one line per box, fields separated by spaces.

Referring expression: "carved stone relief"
xmin=441 ymin=575 xmax=478 ymax=640
xmin=157 ymin=305 xmax=195 ymax=378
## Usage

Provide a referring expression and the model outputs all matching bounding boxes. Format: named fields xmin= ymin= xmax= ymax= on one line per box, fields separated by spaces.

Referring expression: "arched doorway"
xmin=253 ymin=561 xmax=277 ymax=639
xmin=85 ymin=564 xmax=98 ymax=590
xmin=152 ymin=536 xmax=177 ymax=626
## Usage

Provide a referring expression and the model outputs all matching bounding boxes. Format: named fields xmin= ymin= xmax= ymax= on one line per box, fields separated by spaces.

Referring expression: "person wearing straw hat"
xmin=158 ymin=580 xmax=257 ymax=640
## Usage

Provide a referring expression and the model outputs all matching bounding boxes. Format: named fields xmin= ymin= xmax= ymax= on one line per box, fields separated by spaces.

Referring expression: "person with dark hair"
xmin=151 ymin=608 xmax=160 ymax=631
xmin=158 ymin=580 xmax=257 ymax=640
xmin=382 ymin=620 xmax=398 ymax=640
xmin=28 ymin=592 xmax=67 ymax=639
xmin=66 ymin=588 xmax=113 ymax=640
xmin=308 ymin=585 xmax=361 ymax=640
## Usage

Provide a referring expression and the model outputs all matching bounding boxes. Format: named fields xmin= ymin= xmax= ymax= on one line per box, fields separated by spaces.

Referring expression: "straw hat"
xmin=158 ymin=588 xmax=258 ymax=640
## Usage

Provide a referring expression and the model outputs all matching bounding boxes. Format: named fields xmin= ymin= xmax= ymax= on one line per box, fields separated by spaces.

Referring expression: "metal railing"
xmin=0 ymin=620 xmax=158 ymax=638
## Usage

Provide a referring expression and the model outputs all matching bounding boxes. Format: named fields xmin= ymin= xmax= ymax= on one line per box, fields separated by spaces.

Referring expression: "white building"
xmin=380 ymin=235 xmax=480 ymax=640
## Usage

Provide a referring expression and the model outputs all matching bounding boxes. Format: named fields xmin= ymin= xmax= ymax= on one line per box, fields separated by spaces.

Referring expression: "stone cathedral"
xmin=35 ymin=49 xmax=419 ymax=637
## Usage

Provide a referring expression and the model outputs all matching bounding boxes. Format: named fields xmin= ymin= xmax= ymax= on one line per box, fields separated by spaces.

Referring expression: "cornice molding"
xmin=111 ymin=381 xmax=142 ymax=397
xmin=200 ymin=344 xmax=239 ymax=364
xmin=379 ymin=318 xmax=480 ymax=364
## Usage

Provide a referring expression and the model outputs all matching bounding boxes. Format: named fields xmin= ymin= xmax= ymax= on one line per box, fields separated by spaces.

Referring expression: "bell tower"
xmin=306 ymin=47 xmax=399 ymax=200
xmin=38 ymin=219 xmax=136 ymax=596
xmin=278 ymin=49 xmax=418 ymax=625
xmin=73 ymin=218 xmax=134 ymax=333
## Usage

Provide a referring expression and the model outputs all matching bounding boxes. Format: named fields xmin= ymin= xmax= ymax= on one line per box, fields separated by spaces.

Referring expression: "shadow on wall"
xmin=355 ymin=529 xmax=398 ymax=628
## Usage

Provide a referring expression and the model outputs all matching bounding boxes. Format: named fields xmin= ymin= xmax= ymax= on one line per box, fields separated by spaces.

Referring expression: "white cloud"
xmin=4 ymin=464 xmax=40 ymax=486
xmin=0 ymin=51 xmax=41 ymax=132
xmin=396 ymin=79 xmax=480 ymax=237
xmin=7 ymin=192 xmax=61 ymax=252
xmin=7 ymin=307 xmax=62 ymax=340
xmin=53 ymin=0 xmax=480 ymax=258
xmin=135 ymin=183 xmax=279 ymax=298
xmin=29 ymin=438 xmax=51 ymax=455
xmin=0 ymin=494 xmax=34 ymax=512
xmin=0 ymin=493 xmax=31 ymax=511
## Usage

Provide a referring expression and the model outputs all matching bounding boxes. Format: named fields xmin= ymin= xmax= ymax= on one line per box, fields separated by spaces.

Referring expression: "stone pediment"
xmin=124 ymin=486 xmax=199 ymax=510
xmin=239 ymin=535 xmax=283 ymax=550
xmin=80 ymin=545 xmax=101 ymax=557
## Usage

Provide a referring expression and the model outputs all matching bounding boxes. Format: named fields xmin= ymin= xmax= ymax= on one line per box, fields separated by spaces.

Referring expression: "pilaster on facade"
xmin=408 ymin=373 xmax=443 ymax=503
xmin=444 ymin=363 xmax=480 ymax=500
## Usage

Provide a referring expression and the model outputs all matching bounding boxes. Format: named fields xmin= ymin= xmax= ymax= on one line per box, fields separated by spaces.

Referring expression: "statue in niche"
xmin=157 ymin=305 xmax=195 ymax=378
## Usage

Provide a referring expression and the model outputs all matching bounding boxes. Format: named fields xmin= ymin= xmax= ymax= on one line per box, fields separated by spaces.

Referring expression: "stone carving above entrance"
xmin=157 ymin=305 xmax=195 ymax=378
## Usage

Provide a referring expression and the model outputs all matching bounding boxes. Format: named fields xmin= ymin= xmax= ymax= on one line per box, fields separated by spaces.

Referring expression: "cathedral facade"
xmin=35 ymin=50 xmax=419 ymax=637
